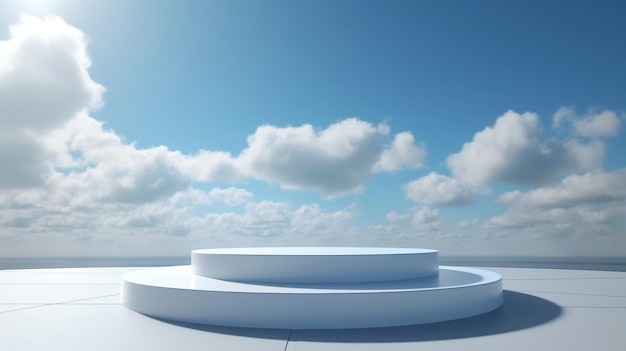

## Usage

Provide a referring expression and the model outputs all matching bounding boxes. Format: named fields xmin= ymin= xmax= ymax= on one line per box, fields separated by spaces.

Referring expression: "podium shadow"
xmin=155 ymin=290 xmax=562 ymax=342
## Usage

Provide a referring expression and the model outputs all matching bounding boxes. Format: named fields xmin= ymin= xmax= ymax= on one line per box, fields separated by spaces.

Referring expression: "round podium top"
xmin=194 ymin=247 xmax=436 ymax=255
xmin=191 ymin=247 xmax=438 ymax=283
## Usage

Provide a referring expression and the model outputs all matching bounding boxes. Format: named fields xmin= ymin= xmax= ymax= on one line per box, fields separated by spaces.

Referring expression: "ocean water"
xmin=439 ymin=256 xmax=626 ymax=272
xmin=0 ymin=256 xmax=190 ymax=270
xmin=1 ymin=255 xmax=626 ymax=271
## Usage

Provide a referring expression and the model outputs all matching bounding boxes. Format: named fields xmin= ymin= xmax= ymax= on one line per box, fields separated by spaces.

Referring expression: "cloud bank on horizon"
xmin=0 ymin=15 xmax=625 ymax=257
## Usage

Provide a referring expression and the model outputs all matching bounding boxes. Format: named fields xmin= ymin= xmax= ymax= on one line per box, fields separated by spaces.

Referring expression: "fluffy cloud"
xmin=0 ymin=185 xmax=361 ymax=254
xmin=4 ymin=15 xmax=624 ymax=257
xmin=486 ymin=207 xmax=571 ymax=228
xmin=487 ymin=203 xmax=626 ymax=229
xmin=208 ymin=187 xmax=253 ymax=206
xmin=481 ymin=113 xmax=625 ymax=241
xmin=408 ymin=109 xmax=617 ymax=209
xmin=0 ymin=129 xmax=50 ymax=188
xmin=196 ymin=201 xmax=357 ymax=241
xmin=235 ymin=118 xmax=422 ymax=196
xmin=176 ymin=150 xmax=243 ymax=183
xmin=0 ymin=16 xmax=429 ymax=201
xmin=488 ymin=169 xmax=626 ymax=240
xmin=412 ymin=206 xmax=440 ymax=226
xmin=375 ymin=132 xmax=425 ymax=172
xmin=47 ymin=115 xmax=190 ymax=206
xmin=238 ymin=119 xmax=382 ymax=195
xmin=386 ymin=211 xmax=410 ymax=222
xmin=178 ymin=120 xmax=424 ymax=196
xmin=290 ymin=203 xmax=356 ymax=235
xmin=1 ymin=15 xmax=431 ymax=256
xmin=447 ymin=110 xmax=602 ymax=187
xmin=499 ymin=169 xmax=626 ymax=208
xmin=0 ymin=16 xmax=104 ymax=131
xmin=385 ymin=207 xmax=443 ymax=231
xmin=553 ymin=107 xmax=622 ymax=137
xmin=0 ymin=16 xmax=104 ymax=189
xmin=0 ymin=19 xmax=187 ymax=204
xmin=404 ymin=172 xmax=477 ymax=206
xmin=564 ymin=139 xmax=605 ymax=171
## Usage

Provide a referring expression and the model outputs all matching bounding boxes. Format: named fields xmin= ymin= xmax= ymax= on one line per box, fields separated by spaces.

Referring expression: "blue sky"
xmin=0 ymin=0 xmax=625 ymax=257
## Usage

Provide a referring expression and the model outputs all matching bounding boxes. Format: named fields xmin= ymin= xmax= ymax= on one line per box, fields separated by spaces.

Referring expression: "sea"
xmin=1 ymin=255 xmax=626 ymax=271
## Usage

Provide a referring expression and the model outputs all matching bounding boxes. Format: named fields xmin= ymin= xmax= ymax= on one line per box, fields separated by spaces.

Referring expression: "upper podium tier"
xmin=192 ymin=247 xmax=438 ymax=283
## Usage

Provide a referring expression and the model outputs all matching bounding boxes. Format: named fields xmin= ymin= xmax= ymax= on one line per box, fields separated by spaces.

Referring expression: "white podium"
xmin=122 ymin=247 xmax=502 ymax=329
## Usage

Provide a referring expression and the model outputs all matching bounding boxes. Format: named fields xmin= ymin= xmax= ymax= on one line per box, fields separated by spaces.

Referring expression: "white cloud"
xmin=375 ymin=132 xmax=425 ymax=172
xmin=488 ymin=168 xmax=626 ymax=242
xmin=411 ymin=206 xmax=441 ymax=227
xmin=553 ymin=107 xmax=622 ymax=137
xmin=173 ymin=118 xmax=425 ymax=197
xmin=564 ymin=139 xmax=605 ymax=171
xmin=384 ymin=206 xmax=444 ymax=232
xmin=48 ymin=115 xmax=190 ymax=206
xmin=552 ymin=107 xmax=571 ymax=128
xmin=208 ymin=187 xmax=253 ymax=206
xmin=290 ymin=203 xmax=356 ymax=235
xmin=457 ymin=218 xmax=480 ymax=228
xmin=376 ymin=121 xmax=391 ymax=135
xmin=574 ymin=111 xmax=621 ymax=137
xmin=0 ymin=16 xmax=104 ymax=132
xmin=237 ymin=118 xmax=383 ymax=196
xmin=197 ymin=200 xmax=357 ymax=241
xmin=486 ymin=207 xmax=570 ymax=228
xmin=386 ymin=211 xmax=409 ymax=222
xmin=2 ymin=16 xmax=425 ymax=201
xmin=0 ymin=182 xmax=361 ymax=253
xmin=178 ymin=120 xmax=425 ymax=196
xmin=176 ymin=150 xmax=244 ymax=183
xmin=242 ymin=201 xmax=292 ymax=226
xmin=404 ymin=172 xmax=477 ymax=206
xmin=447 ymin=110 xmax=602 ymax=187
xmin=0 ymin=16 xmax=104 ymax=189
xmin=2 ymin=16 xmax=412 ymax=204
xmin=0 ymin=129 xmax=50 ymax=188
xmin=0 ymin=15 xmax=434 ymax=258
xmin=3 ymin=16 xmax=625 ymax=257
xmin=499 ymin=169 xmax=626 ymax=208
xmin=487 ymin=203 xmax=626 ymax=229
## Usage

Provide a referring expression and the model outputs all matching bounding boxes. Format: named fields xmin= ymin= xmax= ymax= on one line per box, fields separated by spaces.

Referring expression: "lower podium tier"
xmin=121 ymin=265 xmax=502 ymax=329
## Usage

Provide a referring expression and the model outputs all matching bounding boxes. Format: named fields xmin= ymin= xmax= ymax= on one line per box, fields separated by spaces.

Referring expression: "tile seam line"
xmin=284 ymin=329 xmax=293 ymax=351
xmin=0 ymin=293 xmax=120 ymax=314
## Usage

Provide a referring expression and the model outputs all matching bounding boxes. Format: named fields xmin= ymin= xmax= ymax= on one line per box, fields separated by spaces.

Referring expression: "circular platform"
xmin=122 ymin=247 xmax=503 ymax=329
xmin=192 ymin=247 xmax=439 ymax=283
xmin=122 ymin=265 xmax=502 ymax=329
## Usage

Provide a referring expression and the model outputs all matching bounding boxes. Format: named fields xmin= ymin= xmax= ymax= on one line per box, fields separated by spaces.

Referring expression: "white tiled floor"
xmin=1 ymin=266 xmax=625 ymax=351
